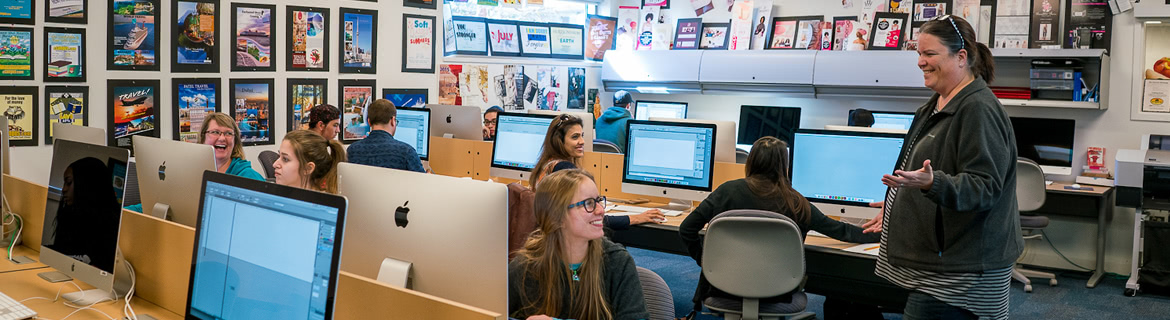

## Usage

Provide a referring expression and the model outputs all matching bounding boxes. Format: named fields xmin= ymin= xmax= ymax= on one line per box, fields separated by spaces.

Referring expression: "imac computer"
xmin=823 ymin=124 xmax=909 ymax=135
xmin=39 ymin=139 xmax=131 ymax=304
xmin=337 ymin=163 xmax=508 ymax=314
xmin=427 ymin=104 xmax=484 ymax=141
xmin=1011 ymin=117 xmax=1076 ymax=176
xmin=650 ymin=117 xmax=736 ymax=163
xmin=791 ymin=129 xmax=905 ymax=220
xmin=634 ymin=101 xmax=688 ymax=120
xmin=186 ymin=171 xmax=348 ymax=320
xmin=738 ymin=105 xmax=801 ymax=152
xmin=490 ymin=113 xmax=556 ymax=181
xmin=527 ymin=109 xmax=594 ymax=153
xmin=622 ymin=120 xmax=717 ymax=207
xmin=132 ymin=136 xmax=216 ymax=227
xmin=52 ymin=123 xmax=106 ymax=145
xmin=395 ymin=107 xmax=431 ymax=161
xmin=850 ymin=110 xmax=916 ymax=130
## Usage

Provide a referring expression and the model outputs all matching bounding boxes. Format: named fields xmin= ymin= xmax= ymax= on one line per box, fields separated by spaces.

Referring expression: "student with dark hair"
xmin=347 ymin=99 xmax=425 ymax=172
xmin=308 ymin=104 xmax=341 ymax=141
xmin=596 ymin=91 xmax=635 ymax=152
xmin=273 ymin=130 xmax=347 ymax=194
xmin=851 ymin=109 xmax=876 ymax=127
xmin=483 ymin=106 xmax=504 ymax=141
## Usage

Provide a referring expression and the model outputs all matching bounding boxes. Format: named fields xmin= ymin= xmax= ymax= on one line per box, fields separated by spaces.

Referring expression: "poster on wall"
xmin=172 ymin=0 xmax=218 ymax=73
xmin=403 ymin=14 xmax=436 ymax=73
xmin=1144 ymin=79 xmax=1170 ymax=113
xmin=585 ymin=15 xmax=616 ymax=61
xmin=0 ymin=0 xmax=34 ymax=25
xmin=888 ymin=0 xmax=910 ymax=13
xmin=231 ymin=3 xmax=275 ymax=72
xmin=44 ymin=86 xmax=88 ymax=145
xmin=749 ymin=0 xmax=774 ymax=50
xmin=45 ymin=27 xmax=86 ymax=82
xmin=954 ymin=0 xmax=980 ymax=41
xmin=616 ymin=6 xmax=640 ymax=51
xmin=107 ymin=79 xmax=160 ymax=152
xmin=794 ymin=18 xmax=825 ymax=49
xmin=652 ymin=10 xmax=674 ymax=50
xmin=443 ymin=7 xmax=455 ymax=55
xmin=549 ymin=24 xmax=584 ymax=60
xmin=979 ymin=2 xmax=995 ymax=45
xmin=699 ymin=22 xmax=730 ymax=50
xmin=635 ymin=6 xmax=659 ymax=51
xmin=519 ymin=23 xmax=552 ymax=57
xmin=404 ymin=0 xmax=437 ymax=10
xmin=1 ymin=86 xmax=38 ymax=147
xmin=567 ymin=67 xmax=586 ymax=110
xmin=287 ymin=6 xmax=330 ymax=71
xmin=438 ymin=64 xmax=462 ymax=105
xmin=994 ymin=0 xmax=1028 ymax=48
xmin=287 ymin=78 xmax=327 ymax=132
xmin=1028 ymin=0 xmax=1060 ymax=48
xmin=728 ymin=0 xmax=754 ymax=50
xmin=868 ymin=12 xmax=907 ymax=50
xmin=462 ymin=65 xmax=491 ymax=106
xmin=46 ymin=0 xmax=87 ymax=24
xmin=339 ymin=80 xmax=376 ymax=143
xmin=0 ymin=27 xmax=33 ymax=80
xmin=383 ymin=89 xmax=428 ymax=108
xmin=766 ymin=17 xmax=799 ymax=49
xmin=172 ymin=78 xmax=220 ymax=143
xmin=832 ymin=17 xmax=858 ymax=50
xmin=229 ymin=79 xmax=274 ymax=146
xmin=673 ymin=18 xmax=702 ymax=49
xmin=109 ymin=0 xmax=160 ymax=71
xmin=340 ymin=8 xmax=378 ymax=74
xmin=909 ymin=1 xmax=951 ymax=50
xmin=494 ymin=65 xmax=530 ymax=110
xmin=487 ymin=19 xmax=521 ymax=57
xmin=644 ymin=0 xmax=670 ymax=8
xmin=533 ymin=66 xmax=562 ymax=110
xmin=452 ymin=16 xmax=489 ymax=56
xmin=1064 ymin=0 xmax=1111 ymax=49
xmin=693 ymin=0 xmax=715 ymax=16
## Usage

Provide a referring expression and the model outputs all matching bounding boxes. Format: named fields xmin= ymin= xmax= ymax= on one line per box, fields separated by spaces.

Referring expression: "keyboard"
xmin=606 ymin=205 xmax=684 ymax=217
xmin=0 ymin=291 xmax=35 ymax=320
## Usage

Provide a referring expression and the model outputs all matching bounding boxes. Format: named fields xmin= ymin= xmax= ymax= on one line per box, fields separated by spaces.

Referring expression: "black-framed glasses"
xmin=568 ymin=196 xmax=606 ymax=213
xmin=206 ymin=130 xmax=236 ymax=138
xmin=931 ymin=15 xmax=965 ymax=50
xmin=483 ymin=119 xmax=497 ymax=125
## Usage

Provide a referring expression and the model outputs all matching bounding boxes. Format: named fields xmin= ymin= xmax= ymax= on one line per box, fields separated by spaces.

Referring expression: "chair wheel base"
xmin=1024 ymin=284 xmax=1033 ymax=293
xmin=1050 ymin=279 xmax=1058 ymax=286
xmin=1124 ymin=288 xmax=1138 ymax=297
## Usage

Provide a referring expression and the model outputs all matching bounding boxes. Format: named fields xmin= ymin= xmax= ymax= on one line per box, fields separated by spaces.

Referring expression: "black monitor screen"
xmin=738 ymin=105 xmax=801 ymax=146
xmin=1010 ymin=117 xmax=1075 ymax=168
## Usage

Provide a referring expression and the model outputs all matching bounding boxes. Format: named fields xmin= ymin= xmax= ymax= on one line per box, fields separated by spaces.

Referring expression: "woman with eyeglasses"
xmin=863 ymin=15 xmax=1019 ymax=320
xmin=509 ymin=169 xmax=649 ymax=320
xmin=530 ymin=114 xmax=665 ymax=228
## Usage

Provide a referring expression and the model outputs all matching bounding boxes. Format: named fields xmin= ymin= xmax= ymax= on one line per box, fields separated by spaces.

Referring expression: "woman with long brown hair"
xmin=273 ymin=130 xmax=347 ymax=193
xmin=509 ymin=169 xmax=649 ymax=320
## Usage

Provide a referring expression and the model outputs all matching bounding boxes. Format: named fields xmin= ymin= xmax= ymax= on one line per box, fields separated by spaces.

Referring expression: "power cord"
xmin=122 ymin=260 xmax=138 ymax=320
xmin=1039 ymin=229 xmax=1094 ymax=272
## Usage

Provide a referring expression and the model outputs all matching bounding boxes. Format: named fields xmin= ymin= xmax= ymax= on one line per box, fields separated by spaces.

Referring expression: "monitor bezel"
xmin=1009 ymin=116 xmax=1076 ymax=174
xmin=489 ymin=112 xmax=556 ymax=175
xmin=848 ymin=109 xmax=916 ymax=127
xmin=792 ymin=128 xmax=905 ymax=208
xmin=622 ymin=119 xmax=719 ymax=193
xmin=396 ymin=106 xmax=432 ymax=161
xmin=633 ymin=100 xmax=689 ymax=121
xmin=737 ymin=105 xmax=802 ymax=145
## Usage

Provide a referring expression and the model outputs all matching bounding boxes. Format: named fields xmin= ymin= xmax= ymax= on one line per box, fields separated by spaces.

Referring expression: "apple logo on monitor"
xmin=446 ymin=115 xmax=452 ymax=123
xmin=394 ymin=201 xmax=410 ymax=228
xmin=158 ymin=161 xmax=166 ymax=181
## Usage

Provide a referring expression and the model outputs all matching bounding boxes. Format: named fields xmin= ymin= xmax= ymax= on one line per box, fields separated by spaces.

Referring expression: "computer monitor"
xmin=622 ymin=120 xmax=717 ymax=202
xmin=527 ymin=109 xmax=594 ymax=153
xmin=738 ymin=105 xmax=802 ymax=148
xmin=634 ymin=101 xmax=688 ymax=120
xmin=336 ymin=163 xmax=508 ymax=314
xmin=383 ymin=88 xmax=428 ymax=108
xmin=39 ymin=139 xmax=131 ymax=304
xmin=650 ymin=117 xmax=736 ymax=163
xmin=790 ymin=129 xmax=905 ymax=220
xmin=823 ymin=124 xmax=909 ymax=135
xmin=490 ymin=113 xmax=556 ymax=180
xmin=52 ymin=123 xmax=106 ymax=146
xmin=850 ymin=110 xmax=916 ymax=130
xmin=1 ymin=116 xmax=8 ymax=175
xmin=1011 ymin=117 xmax=1075 ymax=176
xmin=427 ymin=104 xmax=484 ymax=141
xmin=395 ymin=107 xmax=431 ymax=161
xmin=131 ymin=136 xmax=216 ymax=227
xmin=186 ymin=171 xmax=348 ymax=320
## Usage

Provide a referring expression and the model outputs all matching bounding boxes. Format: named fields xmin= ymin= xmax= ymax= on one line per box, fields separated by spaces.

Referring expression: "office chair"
xmin=258 ymin=150 xmax=279 ymax=182
xmin=1014 ymin=157 xmax=1058 ymax=293
xmin=702 ymin=210 xmax=814 ymax=320
xmin=506 ymin=182 xmax=537 ymax=259
xmin=637 ymin=267 xmax=675 ymax=320
xmin=593 ymin=139 xmax=622 ymax=154
xmin=735 ymin=148 xmax=749 ymax=164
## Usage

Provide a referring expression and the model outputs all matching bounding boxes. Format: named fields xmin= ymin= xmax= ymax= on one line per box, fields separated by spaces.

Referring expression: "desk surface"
xmin=1047 ymin=181 xmax=1112 ymax=196
xmin=1 ymin=245 xmax=45 ymax=274
xmin=0 ymin=268 xmax=182 ymax=320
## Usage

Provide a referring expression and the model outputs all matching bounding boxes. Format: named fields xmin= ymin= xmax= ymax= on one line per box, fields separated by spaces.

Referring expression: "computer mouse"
xmin=1071 ymin=183 xmax=1082 ymax=189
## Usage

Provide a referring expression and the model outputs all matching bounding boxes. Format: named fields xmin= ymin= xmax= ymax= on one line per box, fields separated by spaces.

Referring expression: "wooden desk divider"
xmin=711 ymin=161 xmax=746 ymax=189
xmin=582 ymin=152 xmax=603 ymax=186
xmin=473 ymin=140 xmax=494 ymax=181
xmin=429 ymin=137 xmax=477 ymax=178
xmin=3 ymin=174 xmax=48 ymax=249
xmin=334 ymin=271 xmax=504 ymax=320
xmin=118 ymin=209 xmax=196 ymax=315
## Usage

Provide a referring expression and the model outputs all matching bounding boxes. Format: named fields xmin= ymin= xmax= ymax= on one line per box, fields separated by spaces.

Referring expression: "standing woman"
xmin=273 ymin=130 xmax=347 ymax=193
xmin=862 ymin=16 xmax=1021 ymax=320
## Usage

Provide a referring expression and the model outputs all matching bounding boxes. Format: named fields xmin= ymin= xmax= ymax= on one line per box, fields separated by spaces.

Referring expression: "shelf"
xmin=441 ymin=54 xmax=603 ymax=67
xmin=999 ymin=99 xmax=1101 ymax=109
xmin=991 ymin=48 xmax=1107 ymax=58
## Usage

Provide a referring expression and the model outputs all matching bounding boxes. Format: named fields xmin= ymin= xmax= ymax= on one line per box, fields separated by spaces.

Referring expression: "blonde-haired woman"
xmin=273 ymin=130 xmax=346 ymax=193
xmin=509 ymin=169 xmax=649 ymax=320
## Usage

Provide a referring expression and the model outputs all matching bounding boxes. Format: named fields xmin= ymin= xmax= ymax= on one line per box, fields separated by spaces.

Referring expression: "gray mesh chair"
xmin=702 ymin=210 xmax=814 ymax=320
xmin=1014 ymin=157 xmax=1058 ymax=292
xmin=637 ymin=267 xmax=675 ymax=320
xmin=735 ymin=149 xmax=749 ymax=164
xmin=593 ymin=139 xmax=622 ymax=154
xmin=258 ymin=150 xmax=279 ymax=182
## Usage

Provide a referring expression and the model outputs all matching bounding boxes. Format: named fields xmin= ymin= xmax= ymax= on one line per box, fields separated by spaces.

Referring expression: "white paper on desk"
xmin=843 ymin=243 xmax=881 ymax=256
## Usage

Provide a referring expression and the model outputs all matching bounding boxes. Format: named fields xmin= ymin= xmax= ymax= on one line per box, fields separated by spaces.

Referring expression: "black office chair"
xmin=735 ymin=148 xmax=749 ymax=164
xmin=1014 ymin=157 xmax=1058 ymax=292
xmin=258 ymin=150 xmax=279 ymax=182
xmin=593 ymin=139 xmax=622 ymax=154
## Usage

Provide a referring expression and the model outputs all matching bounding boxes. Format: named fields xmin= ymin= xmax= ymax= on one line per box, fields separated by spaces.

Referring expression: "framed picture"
xmin=46 ymin=0 xmax=87 ymax=24
xmin=287 ymin=6 xmax=330 ymax=72
xmin=1 ymin=86 xmax=38 ymax=147
xmin=910 ymin=0 xmax=951 ymax=49
xmin=171 ymin=0 xmax=219 ymax=73
xmin=339 ymin=8 xmax=378 ymax=74
xmin=451 ymin=16 xmax=489 ymax=56
xmin=518 ymin=22 xmax=552 ymax=57
xmin=699 ymin=22 xmax=731 ymax=50
xmin=108 ymin=0 xmax=160 ymax=71
xmin=107 ymin=79 xmax=161 ymax=152
xmin=766 ymin=17 xmax=798 ymax=49
xmin=673 ymin=18 xmax=703 ymax=50
xmin=404 ymin=0 xmax=436 ymax=10
xmin=44 ymin=27 xmax=86 ymax=82
xmin=585 ymin=15 xmax=617 ymax=61
xmin=288 ymin=78 xmax=328 ymax=132
xmin=486 ymin=19 xmax=521 ymax=57
xmin=869 ymin=12 xmax=908 ymax=50
xmin=172 ymin=78 xmax=220 ymax=143
xmin=642 ymin=0 xmax=669 ymax=9
xmin=229 ymin=79 xmax=275 ymax=146
xmin=339 ymin=80 xmax=376 ymax=143
xmin=549 ymin=23 xmax=585 ymax=60
xmin=403 ymin=15 xmax=436 ymax=73
xmin=0 ymin=0 xmax=34 ymax=25
xmin=230 ymin=3 xmax=275 ymax=72
xmin=44 ymin=86 xmax=88 ymax=144
xmin=0 ymin=27 xmax=34 ymax=80
xmin=383 ymin=89 xmax=428 ymax=108
xmin=831 ymin=16 xmax=858 ymax=51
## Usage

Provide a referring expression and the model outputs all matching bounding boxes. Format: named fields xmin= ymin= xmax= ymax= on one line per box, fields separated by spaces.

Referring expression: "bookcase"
xmin=990 ymin=48 xmax=1109 ymax=110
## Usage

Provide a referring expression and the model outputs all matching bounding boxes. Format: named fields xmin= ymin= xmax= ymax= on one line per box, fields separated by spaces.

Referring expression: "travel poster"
xmin=290 ymin=8 xmax=327 ymax=70
xmin=174 ymin=0 xmax=217 ymax=70
xmin=175 ymin=80 xmax=218 ymax=143
xmin=111 ymin=0 xmax=159 ymax=69
xmin=288 ymin=79 xmax=326 ymax=132
xmin=231 ymin=81 xmax=273 ymax=145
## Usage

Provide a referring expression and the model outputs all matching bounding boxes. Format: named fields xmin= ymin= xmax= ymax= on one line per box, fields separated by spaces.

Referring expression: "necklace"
xmin=572 ymin=269 xmax=579 ymax=281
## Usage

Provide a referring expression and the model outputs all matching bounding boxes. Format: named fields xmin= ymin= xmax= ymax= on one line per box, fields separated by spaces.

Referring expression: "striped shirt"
xmin=874 ymin=108 xmax=1012 ymax=320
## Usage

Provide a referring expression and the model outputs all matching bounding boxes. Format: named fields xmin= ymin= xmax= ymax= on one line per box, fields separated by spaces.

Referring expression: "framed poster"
xmin=229 ymin=79 xmax=275 ymax=146
xmin=643 ymin=0 xmax=670 ymax=9
xmin=46 ymin=0 xmax=87 ymax=24
xmin=549 ymin=24 xmax=585 ymax=60
xmin=340 ymin=8 xmax=378 ymax=74
xmin=519 ymin=22 xmax=552 ymax=58
xmin=383 ymin=89 xmax=428 ymax=108
xmin=789 ymin=16 xmax=826 ymax=50
xmin=231 ymin=3 xmax=275 ymax=72
xmin=1028 ymin=0 xmax=1060 ymax=48
xmin=403 ymin=14 xmax=436 ymax=73
xmin=107 ymin=79 xmax=161 ymax=152
xmin=832 ymin=16 xmax=858 ymax=51
xmin=1 ymin=86 xmax=38 ymax=146
xmin=0 ymin=0 xmax=34 ymax=25
xmin=1064 ymin=0 xmax=1111 ymax=49
xmin=287 ymin=6 xmax=330 ymax=72
xmin=451 ymin=16 xmax=489 ymax=56
xmin=172 ymin=0 xmax=219 ymax=73
xmin=288 ymin=78 xmax=328 ymax=132
xmin=699 ymin=22 xmax=731 ymax=50
xmin=44 ymin=86 xmax=88 ymax=144
xmin=339 ymin=79 xmax=376 ymax=143
xmin=0 ymin=27 xmax=34 ymax=80
xmin=766 ymin=17 xmax=799 ymax=49
xmin=487 ymin=19 xmax=521 ymax=57
xmin=45 ymin=27 xmax=86 ymax=82
xmin=909 ymin=0 xmax=951 ymax=49
xmin=673 ymin=18 xmax=702 ymax=50
xmin=868 ymin=12 xmax=908 ymax=50
xmin=405 ymin=0 xmax=436 ymax=10
xmin=109 ymin=0 xmax=160 ymax=71
xmin=585 ymin=15 xmax=617 ymax=61
xmin=172 ymin=78 xmax=220 ymax=143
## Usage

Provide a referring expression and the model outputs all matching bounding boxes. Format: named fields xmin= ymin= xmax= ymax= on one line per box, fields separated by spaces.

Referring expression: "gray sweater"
xmin=508 ymin=238 xmax=650 ymax=320
xmin=885 ymin=77 xmax=1023 ymax=273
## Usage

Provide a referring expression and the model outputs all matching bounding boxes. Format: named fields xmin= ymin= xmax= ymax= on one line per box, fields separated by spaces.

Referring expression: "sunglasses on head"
xmin=930 ymin=15 xmax=965 ymax=50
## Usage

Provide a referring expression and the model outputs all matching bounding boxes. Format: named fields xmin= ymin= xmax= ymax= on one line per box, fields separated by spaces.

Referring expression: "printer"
xmin=1116 ymin=134 xmax=1170 ymax=210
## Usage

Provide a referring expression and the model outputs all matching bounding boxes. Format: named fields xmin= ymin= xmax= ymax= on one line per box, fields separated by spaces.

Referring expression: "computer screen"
xmin=1011 ymin=117 xmax=1075 ymax=175
xmin=383 ymin=89 xmax=428 ymax=108
xmin=738 ymin=105 xmax=801 ymax=146
xmin=396 ymin=107 xmax=431 ymax=160
xmin=623 ymin=120 xmax=716 ymax=195
xmin=187 ymin=172 xmax=347 ymax=320
xmin=491 ymin=113 xmax=555 ymax=171
xmin=791 ymin=129 xmax=904 ymax=208
xmin=870 ymin=111 xmax=916 ymax=130
xmin=634 ymin=101 xmax=688 ymax=120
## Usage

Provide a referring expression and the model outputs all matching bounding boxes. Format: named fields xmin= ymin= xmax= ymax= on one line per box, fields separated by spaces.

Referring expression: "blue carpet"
xmin=628 ymin=247 xmax=1170 ymax=320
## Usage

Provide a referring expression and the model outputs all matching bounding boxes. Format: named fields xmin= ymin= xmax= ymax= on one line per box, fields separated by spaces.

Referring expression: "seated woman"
xmin=509 ymin=169 xmax=649 ymax=320
xmin=273 ymin=130 xmax=346 ymax=193
xmin=678 ymin=136 xmax=881 ymax=316
xmin=529 ymin=114 xmax=664 ymax=228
